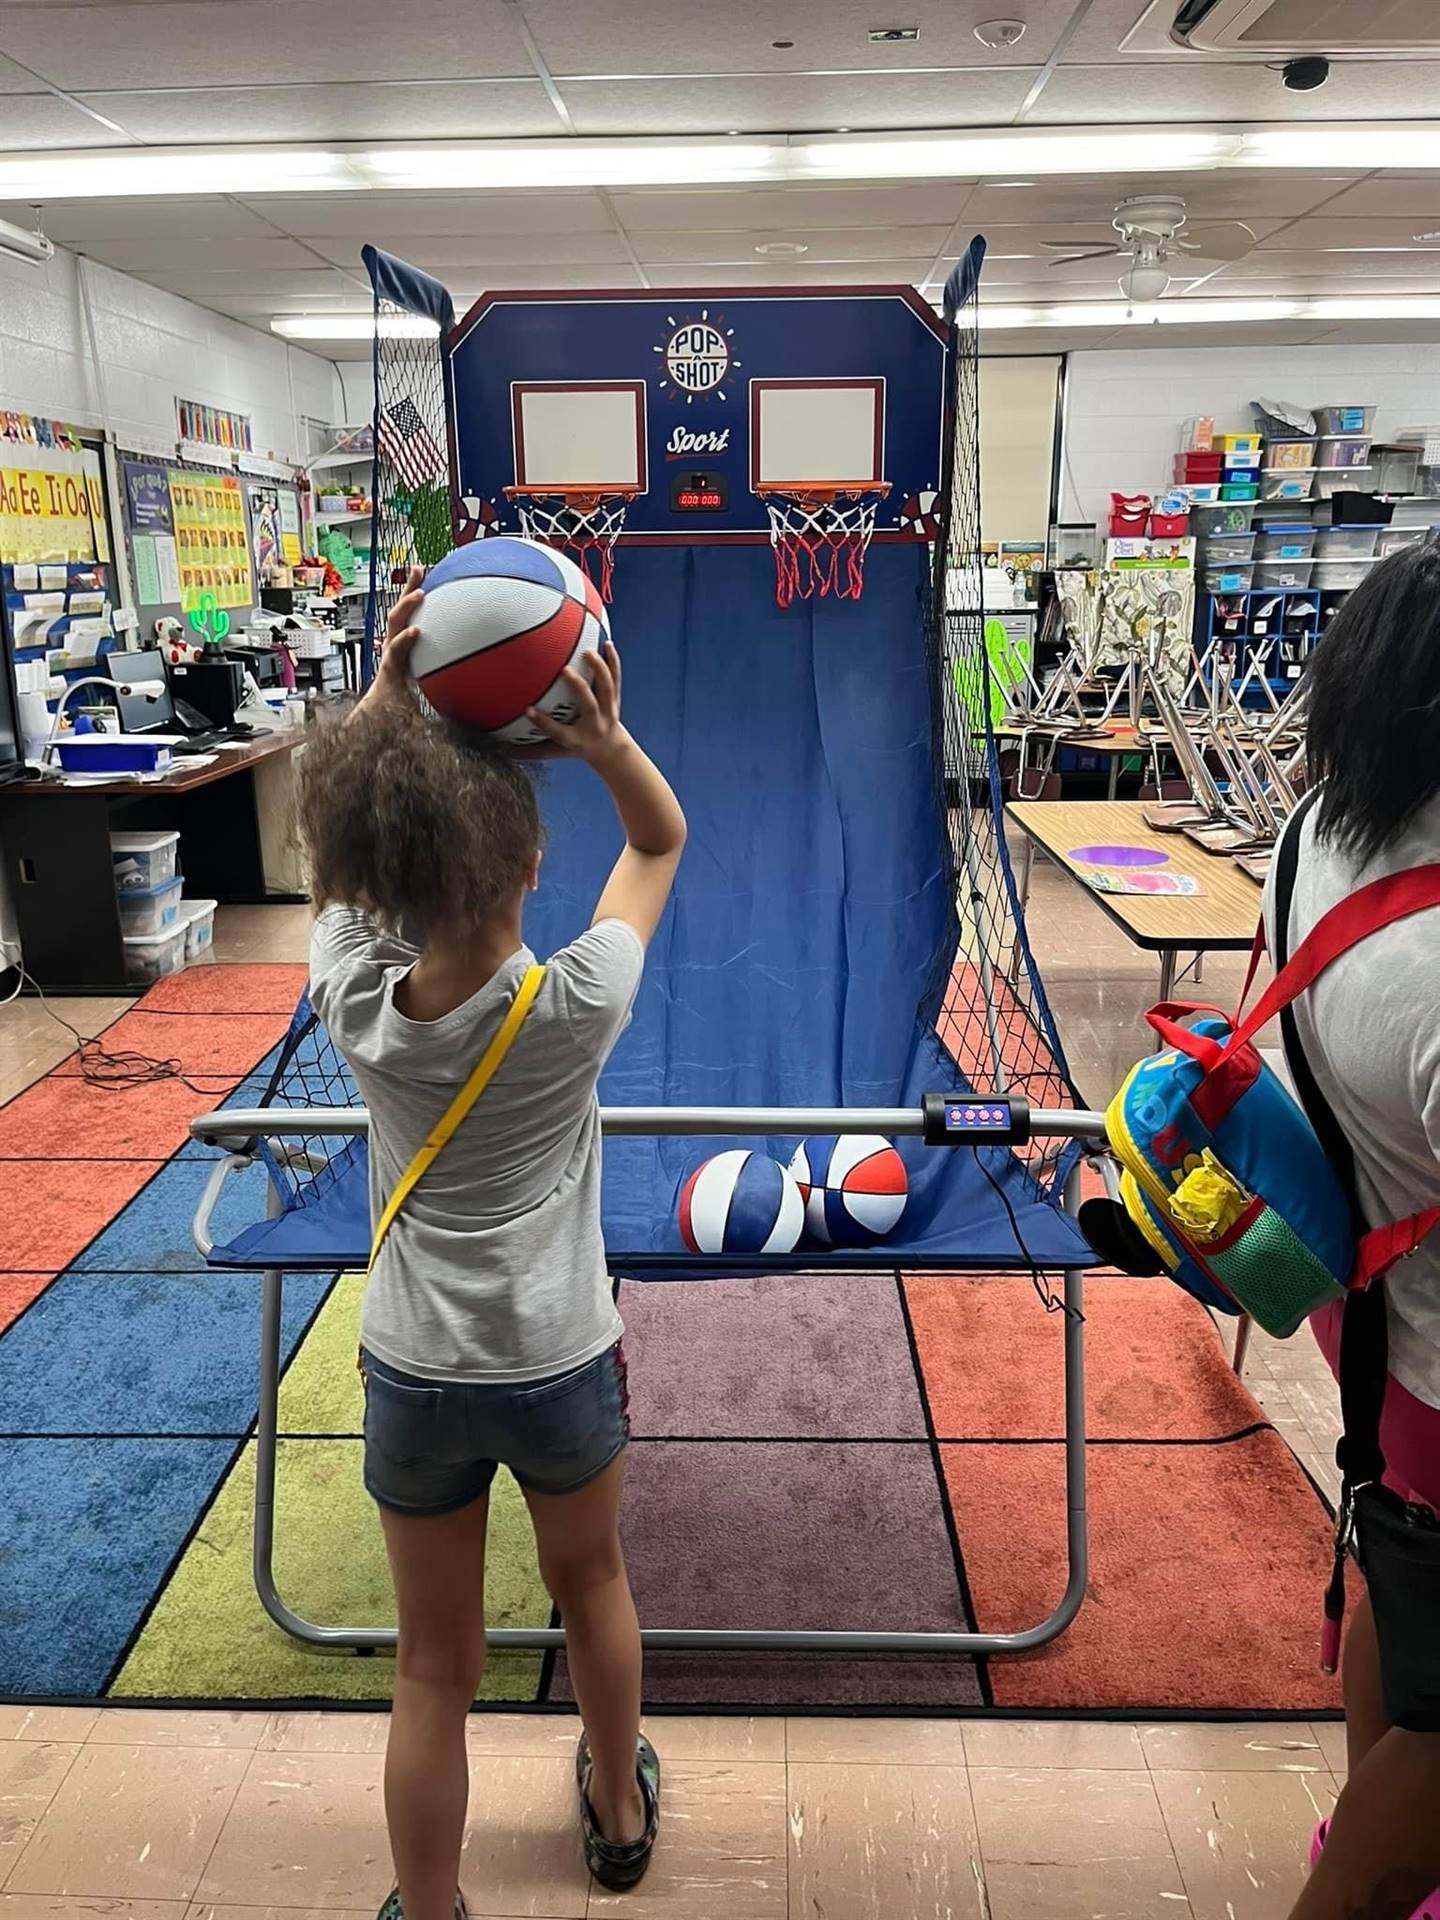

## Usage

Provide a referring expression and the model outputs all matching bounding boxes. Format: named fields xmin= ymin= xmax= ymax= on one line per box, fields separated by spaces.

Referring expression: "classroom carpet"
xmin=0 ymin=963 xmax=1345 ymax=1715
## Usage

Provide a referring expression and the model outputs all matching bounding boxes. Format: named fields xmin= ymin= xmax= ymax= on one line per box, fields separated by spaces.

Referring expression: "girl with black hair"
xmin=1272 ymin=544 xmax=1440 ymax=1920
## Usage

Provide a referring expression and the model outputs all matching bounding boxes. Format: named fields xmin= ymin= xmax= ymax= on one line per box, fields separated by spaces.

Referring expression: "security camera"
xmin=1282 ymin=55 xmax=1329 ymax=91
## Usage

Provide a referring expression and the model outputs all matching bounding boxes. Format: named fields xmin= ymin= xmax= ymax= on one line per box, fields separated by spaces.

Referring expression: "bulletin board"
xmin=119 ymin=451 xmax=303 ymax=643
xmin=1 ymin=414 xmax=121 ymax=683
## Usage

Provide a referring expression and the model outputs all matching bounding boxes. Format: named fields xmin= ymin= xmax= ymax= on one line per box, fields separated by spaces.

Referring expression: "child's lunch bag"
xmin=1095 ymin=792 xmax=1440 ymax=1338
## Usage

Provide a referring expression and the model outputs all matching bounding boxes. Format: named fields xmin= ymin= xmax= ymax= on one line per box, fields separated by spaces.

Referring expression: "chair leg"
xmin=1232 ymin=1312 xmax=1252 ymax=1375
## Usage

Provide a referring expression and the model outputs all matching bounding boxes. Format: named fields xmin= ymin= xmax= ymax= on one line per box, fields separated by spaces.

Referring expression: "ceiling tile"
xmin=1029 ymin=57 xmax=1440 ymax=120
xmin=0 ymin=196 xmax=285 ymax=242
xmin=524 ymin=0 xmax=1077 ymax=73
xmin=80 ymin=79 xmax=559 ymax=142
xmin=963 ymin=172 xmax=1349 ymax=224
xmin=0 ymin=51 xmax=41 ymax=91
xmin=1272 ymin=218 xmax=1440 ymax=249
xmin=644 ymin=258 xmax=936 ymax=286
xmin=77 ymin=235 xmax=324 ymax=273
xmin=630 ymin=224 xmax=952 ymax=265
xmin=143 ymin=267 xmax=363 ymax=300
xmin=0 ymin=88 xmax=120 ymax=146
xmin=609 ymin=182 xmax=976 ymax=230
xmin=1321 ymin=177 xmax=1440 ymax=218
xmin=303 ymin=231 xmax=634 ymax=271
xmin=563 ymin=69 xmax=1036 ymax=134
xmin=1232 ymin=250 xmax=1440 ymax=282
xmin=241 ymin=191 xmax=615 ymax=238
xmin=0 ymin=0 xmax=532 ymax=89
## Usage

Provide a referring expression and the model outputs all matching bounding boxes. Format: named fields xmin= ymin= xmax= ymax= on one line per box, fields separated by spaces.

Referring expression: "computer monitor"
xmin=100 ymin=649 xmax=176 ymax=733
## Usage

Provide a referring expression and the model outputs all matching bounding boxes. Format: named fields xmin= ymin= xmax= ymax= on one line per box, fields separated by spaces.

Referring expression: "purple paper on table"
xmin=1069 ymin=844 xmax=1170 ymax=868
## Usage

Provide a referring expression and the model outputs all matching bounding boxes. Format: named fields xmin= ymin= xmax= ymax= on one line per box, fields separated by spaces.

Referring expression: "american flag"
xmin=378 ymin=395 xmax=445 ymax=490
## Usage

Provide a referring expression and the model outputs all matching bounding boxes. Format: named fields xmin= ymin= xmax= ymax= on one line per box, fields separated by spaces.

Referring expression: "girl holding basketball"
xmin=298 ymin=568 xmax=686 ymax=1920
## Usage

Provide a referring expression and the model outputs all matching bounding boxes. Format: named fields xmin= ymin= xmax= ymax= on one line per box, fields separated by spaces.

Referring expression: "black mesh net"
xmin=363 ymin=250 xmax=458 ymax=675
xmin=254 ymin=997 xmax=363 ymax=1213
xmin=925 ymin=240 xmax=1082 ymax=1185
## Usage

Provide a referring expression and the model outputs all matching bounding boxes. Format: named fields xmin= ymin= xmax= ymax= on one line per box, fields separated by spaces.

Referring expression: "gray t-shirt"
xmin=1264 ymin=793 xmax=1440 ymax=1410
xmin=309 ymin=908 xmax=644 ymax=1384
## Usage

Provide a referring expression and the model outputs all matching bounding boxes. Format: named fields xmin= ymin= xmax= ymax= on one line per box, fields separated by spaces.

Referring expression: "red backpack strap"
xmin=1354 ymin=1206 xmax=1440 ymax=1289
xmin=1222 ymin=865 xmax=1440 ymax=1062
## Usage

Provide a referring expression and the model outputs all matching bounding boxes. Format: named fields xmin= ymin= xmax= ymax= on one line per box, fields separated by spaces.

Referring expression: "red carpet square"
xmin=619 ymin=1273 xmax=928 ymax=1439
xmin=942 ymin=1432 xmax=1348 ymax=1713
xmin=0 ymin=1161 xmax=164 ymax=1271
xmin=907 ymin=1273 xmax=1261 ymax=1442
xmin=51 ymin=1011 xmax=289 ymax=1081
xmin=141 ymin=964 xmax=310 ymax=1014
xmin=0 ymin=1074 xmax=241 ymax=1161
xmin=0 ymin=1272 xmax=55 ymax=1336
xmin=554 ymin=1438 xmax=983 ymax=1708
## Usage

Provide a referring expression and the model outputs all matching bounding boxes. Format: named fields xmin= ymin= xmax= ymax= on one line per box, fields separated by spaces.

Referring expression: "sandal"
xmin=375 ymin=1891 xmax=468 ymax=1920
xmin=1310 ymin=1820 xmax=1440 ymax=1917
xmin=576 ymin=1731 xmax=660 ymax=1891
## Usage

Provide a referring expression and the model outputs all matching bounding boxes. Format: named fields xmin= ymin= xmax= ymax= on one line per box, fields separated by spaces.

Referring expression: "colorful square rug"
xmin=0 ymin=965 xmax=1344 ymax=1715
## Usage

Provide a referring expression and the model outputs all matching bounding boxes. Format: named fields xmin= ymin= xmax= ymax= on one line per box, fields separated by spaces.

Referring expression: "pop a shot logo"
xmin=654 ymin=311 xmax=739 ymax=404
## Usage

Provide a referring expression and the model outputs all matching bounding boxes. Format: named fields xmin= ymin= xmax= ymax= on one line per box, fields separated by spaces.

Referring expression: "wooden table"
xmin=0 ymin=733 xmax=305 ymax=991
xmin=1005 ymin=797 xmax=1262 ymax=1006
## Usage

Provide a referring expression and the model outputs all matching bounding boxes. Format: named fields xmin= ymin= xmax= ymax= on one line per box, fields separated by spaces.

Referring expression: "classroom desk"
xmin=0 ymin=733 xmax=305 ymax=992
xmin=1005 ymin=797 xmax=1262 ymax=1006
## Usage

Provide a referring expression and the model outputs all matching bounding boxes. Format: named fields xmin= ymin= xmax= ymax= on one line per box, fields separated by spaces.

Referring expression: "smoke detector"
xmin=974 ymin=17 xmax=1026 ymax=47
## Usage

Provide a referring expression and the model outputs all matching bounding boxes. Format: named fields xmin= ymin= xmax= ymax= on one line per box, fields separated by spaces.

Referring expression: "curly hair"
xmin=297 ymin=700 xmax=541 ymax=934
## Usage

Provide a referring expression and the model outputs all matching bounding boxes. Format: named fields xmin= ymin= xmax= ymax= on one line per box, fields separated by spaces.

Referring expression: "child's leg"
xmin=525 ymin=1458 xmax=645 ymax=1843
xmin=379 ymin=1498 xmax=490 ymax=1920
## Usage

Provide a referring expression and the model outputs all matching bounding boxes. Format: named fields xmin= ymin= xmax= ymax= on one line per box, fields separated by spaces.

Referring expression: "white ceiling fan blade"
xmin=1043 ymin=243 xmax=1120 ymax=266
xmin=1175 ymin=221 xmax=1257 ymax=264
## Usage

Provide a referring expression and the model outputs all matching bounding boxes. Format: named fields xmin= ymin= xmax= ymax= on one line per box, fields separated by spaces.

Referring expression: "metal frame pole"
xmin=241 ymin=1119 xmax=1095 ymax=1660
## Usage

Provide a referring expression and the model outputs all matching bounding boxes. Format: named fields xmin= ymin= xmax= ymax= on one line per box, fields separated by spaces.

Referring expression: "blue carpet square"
xmin=74 ymin=1155 xmax=278 ymax=1270
xmin=0 ymin=1436 xmax=234 ymax=1695
xmin=0 ymin=1268 xmax=332 ymax=1435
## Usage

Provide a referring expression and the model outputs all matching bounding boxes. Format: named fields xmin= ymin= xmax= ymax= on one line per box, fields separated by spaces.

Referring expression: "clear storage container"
xmin=1261 ymin=472 xmax=1315 ymax=502
xmin=121 ymin=922 xmax=187 ymax=984
xmin=180 ymin=898 xmax=217 ymax=964
xmin=1316 ymin=405 xmax=1377 ymax=436
xmin=1192 ymin=503 xmax=1253 ymax=537
xmin=1255 ymin=526 xmax=1317 ymax=560
xmin=1256 ymin=558 xmax=1314 ymax=589
xmin=110 ymin=829 xmax=179 ymax=893
xmin=1318 ymin=526 xmax=1381 ymax=559
xmin=1205 ymin=566 xmax=1255 ymax=594
xmin=1264 ymin=441 xmax=1317 ymax=471
xmin=1317 ymin=436 xmax=1373 ymax=471
xmin=116 ymin=874 xmax=184 ymax=937
xmin=1202 ymin=533 xmax=1257 ymax=564
xmin=1313 ymin=558 xmax=1373 ymax=589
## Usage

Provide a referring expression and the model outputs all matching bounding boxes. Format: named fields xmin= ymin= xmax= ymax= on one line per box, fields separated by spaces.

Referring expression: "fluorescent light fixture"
xmin=0 ymin=214 xmax=53 ymax=265
xmin=978 ymin=293 xmax=1440 ymax=329
xmin=271 ymin=313 xmax=439 ymax=339
xmin=0 ymin=122 xmax=1438 ymax=200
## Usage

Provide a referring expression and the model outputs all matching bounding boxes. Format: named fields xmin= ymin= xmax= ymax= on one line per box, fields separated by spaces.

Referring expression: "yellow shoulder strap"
xmin=368 ymin=963 xmax=546 ymax=1272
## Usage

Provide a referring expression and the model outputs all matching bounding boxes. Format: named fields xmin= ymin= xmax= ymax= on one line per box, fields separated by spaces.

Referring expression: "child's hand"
xmin=522 ymin=641 xmax=627 ymax=765
xmin=356 ymin=568 xmax=423 ymax=716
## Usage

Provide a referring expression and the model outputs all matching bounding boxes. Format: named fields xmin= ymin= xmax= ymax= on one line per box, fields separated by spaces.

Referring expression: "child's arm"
xmin=525 ymin=642 xmax=686 ymax=947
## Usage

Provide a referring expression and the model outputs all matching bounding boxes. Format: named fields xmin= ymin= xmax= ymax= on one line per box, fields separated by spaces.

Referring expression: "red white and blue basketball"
xmin=788 ymin=1135 xmax=908 ymax=1247
xmin=678 ymin=1150 xmax=804 ymax=1256
xmin=410 ymin=535 xmax=608 ymax=745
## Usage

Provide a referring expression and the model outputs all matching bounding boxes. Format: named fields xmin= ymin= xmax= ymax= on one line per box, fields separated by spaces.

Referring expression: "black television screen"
xmin=0 ymin=583 xmax=30 ymax=783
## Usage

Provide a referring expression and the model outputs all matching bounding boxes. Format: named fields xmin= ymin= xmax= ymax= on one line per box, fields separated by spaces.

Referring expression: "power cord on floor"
xmin=976 ymin=1143 xmax=1084 ymax=1322
xmin=1 ymin=959 xmax=231 ymax=1095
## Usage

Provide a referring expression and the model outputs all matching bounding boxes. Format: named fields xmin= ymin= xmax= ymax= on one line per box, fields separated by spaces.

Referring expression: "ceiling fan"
xmin=1042 ymin=194 xmax=1256 ymax=301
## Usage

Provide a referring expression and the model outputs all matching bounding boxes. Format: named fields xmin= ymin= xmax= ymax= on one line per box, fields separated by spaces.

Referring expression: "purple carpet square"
xmin=618 ymin=1273 xmax=928 ymax=1440
xmin=551 ymin=1439 xmax=982 ymax=1708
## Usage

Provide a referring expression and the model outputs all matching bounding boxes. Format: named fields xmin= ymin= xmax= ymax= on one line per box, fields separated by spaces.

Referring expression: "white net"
xmin=761 ymin=486 xmax=889 ymax=607
xmin=505 ymin=489 xmax=636 ymax=602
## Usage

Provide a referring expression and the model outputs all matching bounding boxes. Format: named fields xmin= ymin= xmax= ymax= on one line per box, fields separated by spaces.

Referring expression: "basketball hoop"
xmin=504 ymin=486 xmax=640 ymax=602
xmin=758 ymin=483 xmax=891 ymax=608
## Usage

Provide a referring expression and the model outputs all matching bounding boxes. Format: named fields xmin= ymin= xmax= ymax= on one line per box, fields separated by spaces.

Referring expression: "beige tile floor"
xmin=0 ymin=870 xmax=1348 ymax=1920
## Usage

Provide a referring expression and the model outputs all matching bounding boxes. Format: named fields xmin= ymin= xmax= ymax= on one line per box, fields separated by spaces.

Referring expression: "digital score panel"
xmin=669 ymin=469 xmax=730 ymax=513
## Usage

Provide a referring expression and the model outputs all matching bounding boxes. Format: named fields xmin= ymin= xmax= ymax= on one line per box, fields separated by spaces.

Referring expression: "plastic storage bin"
xmin=1255 ymin=526 xmax=1317 ymax=560
xmin=110 ymin=829 xmax=179 ymax=893
xmin=116 ymin=874 xmax=184 ymax=937
xmin=1205 ymin=566 xmax=1255 ymax=594
xmin=1173 ymin=453 xmax=1224 ymax=482
xmin=55 ymin=737 xmax=173 ymax=775
xmin=1261 ymin=472 xmax=1315 ymax=502
xmin=1218 ymin=432 xmax=1263 ymax=463
xmin=1318 ymin=525 xmax=1381 ymax=559
xmin=1202 ymin=533 xmax=1257 ymax=564
xmin=1220 ymin=479 xmax=1260 ymax=500
xmin=1317 ymin=435 xmax=1373 ymax=471
xmin=1179 ymin=483 xmax=1222 ymax=504
xmin=180 ymin=898 xmax=217 ymax=964
xmin=121 ymin=923 xmax=187 ymax=984
xmin=1313 ymin=558 xmax=1373 ymax=589
xmin=1371 ymin=445 xmax=1422 ymax=495
xmin=1376 ymin=525 xmax=1431 ymax=557
xmin=1316 ymin=405 xmax=1377 ymax=436
xmin=1264 ymin=441 xmax=1317 ymax=471
xmin=1256 ymin=558 xmax=1314 ymax=589
xmin=1192 ymin=502 xmax=1253 ymax=537
xmin=1109 ymin=493 xmax=1151 ymax=536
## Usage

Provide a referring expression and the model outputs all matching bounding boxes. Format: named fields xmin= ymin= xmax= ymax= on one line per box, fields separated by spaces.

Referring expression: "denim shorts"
xmin=361 ymin=1342 xmax=630 ymax=1517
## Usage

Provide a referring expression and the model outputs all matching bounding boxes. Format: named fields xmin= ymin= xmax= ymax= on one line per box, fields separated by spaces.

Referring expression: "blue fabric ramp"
xmin=216 ymin=543 xmax=1088 ymax=1276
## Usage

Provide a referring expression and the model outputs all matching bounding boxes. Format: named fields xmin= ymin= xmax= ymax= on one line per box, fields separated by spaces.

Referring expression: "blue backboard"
xmin=445 ymin=286 xmax=948 ymax=546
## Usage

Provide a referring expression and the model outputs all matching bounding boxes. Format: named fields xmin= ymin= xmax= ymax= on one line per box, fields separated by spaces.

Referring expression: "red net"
xmin=504 ymin=487 xmax=639 ymax=602
xmin=759 ymin=483 xmax=890 ymax=607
